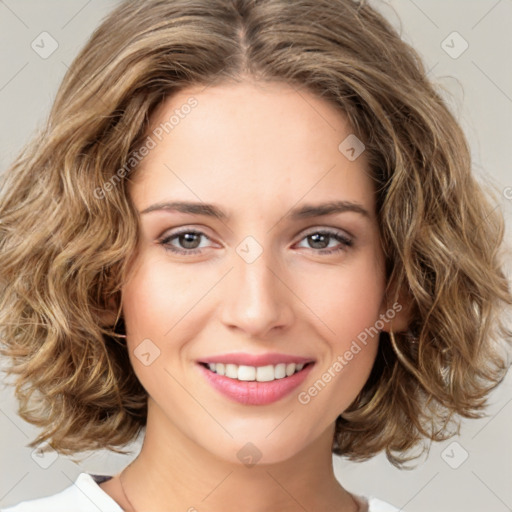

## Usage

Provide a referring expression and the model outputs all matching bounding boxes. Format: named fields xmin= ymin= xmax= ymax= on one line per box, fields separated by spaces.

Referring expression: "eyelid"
xmin=158 ymin=225 xmax=215 ymax=242
xmin=159 ymin=226 xmax=216 ymax=246
xmin=298 ymin=225 xmax=353 ymax=240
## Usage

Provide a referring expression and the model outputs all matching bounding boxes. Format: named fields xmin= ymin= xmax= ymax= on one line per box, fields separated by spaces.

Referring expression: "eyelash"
xmin=159 ymin=228 xmax=353 ymax=256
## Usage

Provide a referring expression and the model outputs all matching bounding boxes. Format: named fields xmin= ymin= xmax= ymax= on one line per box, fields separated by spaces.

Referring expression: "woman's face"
xmin=121 ymin=80 xmax=393 ymax=465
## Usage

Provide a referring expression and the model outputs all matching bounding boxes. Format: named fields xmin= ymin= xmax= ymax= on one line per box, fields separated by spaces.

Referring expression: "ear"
xmin=377 ymin=284 xmax=412 ymax=333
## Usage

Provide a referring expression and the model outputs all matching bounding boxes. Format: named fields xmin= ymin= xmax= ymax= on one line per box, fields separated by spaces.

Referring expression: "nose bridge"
xmin=220 ymin=242 xmax=293 ymax=337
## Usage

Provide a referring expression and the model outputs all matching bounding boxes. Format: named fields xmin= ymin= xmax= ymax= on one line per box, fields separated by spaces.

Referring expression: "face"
xmin=121 ymin=80 xmax=392 ymax=465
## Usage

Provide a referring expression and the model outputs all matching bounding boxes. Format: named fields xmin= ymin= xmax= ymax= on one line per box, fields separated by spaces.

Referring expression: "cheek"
xmin=294 ymin=254 xmax=385 ymax=411
xmin=122 ymin=251 xmax=201 ymax=339
xmin=120 ymin=253 xmax=199 ymax=384
xmin=298 ymin=251 xmax=386 ymax=345
xmin=120 ymin=250 xmax=228 ymax=394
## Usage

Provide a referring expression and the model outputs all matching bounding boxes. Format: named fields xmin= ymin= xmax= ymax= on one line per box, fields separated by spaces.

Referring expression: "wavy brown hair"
xmin=1 ymin=0 xmax=511 ymax=468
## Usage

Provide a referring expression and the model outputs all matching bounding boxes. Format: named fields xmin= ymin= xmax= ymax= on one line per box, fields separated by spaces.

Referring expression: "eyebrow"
xmin=139 ymin=200 xmax=371 ymax=221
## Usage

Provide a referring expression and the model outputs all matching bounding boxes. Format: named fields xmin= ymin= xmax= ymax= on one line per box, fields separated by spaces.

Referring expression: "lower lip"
xmin=197 ymin=363 xmax=315 ymax=405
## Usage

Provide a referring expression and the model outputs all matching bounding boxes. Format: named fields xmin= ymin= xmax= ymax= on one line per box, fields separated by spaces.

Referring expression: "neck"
xmin=117 ymin=398 xmax=360 ymax=512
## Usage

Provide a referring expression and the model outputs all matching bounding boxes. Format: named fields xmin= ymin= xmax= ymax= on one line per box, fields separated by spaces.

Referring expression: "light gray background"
xmin=1 ymin=1 xmax=511 ymax=511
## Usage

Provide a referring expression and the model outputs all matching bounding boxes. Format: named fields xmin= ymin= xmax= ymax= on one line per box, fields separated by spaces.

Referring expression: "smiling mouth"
xmin=198 ymin=361 xmax=314 ymax=382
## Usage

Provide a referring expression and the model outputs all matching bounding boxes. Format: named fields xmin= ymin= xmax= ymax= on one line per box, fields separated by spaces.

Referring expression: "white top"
xmin=1 ymin=473 xmax=400 ymax=512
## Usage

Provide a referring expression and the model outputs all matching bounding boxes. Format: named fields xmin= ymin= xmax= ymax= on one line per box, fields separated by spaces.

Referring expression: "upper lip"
xmin=198 ymin=352 xmax=315 ymax=366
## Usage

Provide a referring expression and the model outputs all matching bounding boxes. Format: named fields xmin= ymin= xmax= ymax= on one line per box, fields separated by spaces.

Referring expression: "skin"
xmin=99 ymin=80 xmax=409 ymax=512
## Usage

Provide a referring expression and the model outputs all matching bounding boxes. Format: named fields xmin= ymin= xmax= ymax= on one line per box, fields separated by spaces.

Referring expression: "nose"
xmin=219 ymin=251 xmax=295 ymax=339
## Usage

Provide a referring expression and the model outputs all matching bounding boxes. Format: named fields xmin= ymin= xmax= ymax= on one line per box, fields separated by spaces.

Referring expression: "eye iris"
xmin=179 ymin=232 xmax=200 ymax=249
xmin=309 ymin=233 xmax=329 ymax=249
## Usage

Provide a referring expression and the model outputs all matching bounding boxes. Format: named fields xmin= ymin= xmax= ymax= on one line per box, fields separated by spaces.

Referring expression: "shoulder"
xmin=353 ymin=492 xmax=400 ymax=512
xmin=367 ymin=496 xmax=401 ymax=512
xmin=0 ymin=473 xmax=123 ymax=512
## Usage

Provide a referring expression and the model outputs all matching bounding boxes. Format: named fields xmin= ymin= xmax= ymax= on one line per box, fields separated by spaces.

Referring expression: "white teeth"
xmin=225 ymin=363 xmax=238 ymax=379
xmin=238 ymin=365 xmax=256 ymax=381
xmin=274 ymin=363 xmax=286 ymax=379
xmin=204 ymin=361 xmax=309 ymax=382
xmin=256 ymin=364 xmax=275 ymax=382
xmin=285 ymin=363 xmax=295 ymax=376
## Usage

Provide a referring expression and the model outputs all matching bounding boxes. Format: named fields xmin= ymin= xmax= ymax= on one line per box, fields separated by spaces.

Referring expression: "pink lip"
xmin=198 ymin=352 xmax=315 ymax=366
xmin=197 ymin=362 xmax=315 ymax=405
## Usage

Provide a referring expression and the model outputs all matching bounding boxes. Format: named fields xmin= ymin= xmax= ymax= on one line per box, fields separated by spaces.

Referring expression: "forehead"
xmin=129 ymin=80 xmax=376 ymax=218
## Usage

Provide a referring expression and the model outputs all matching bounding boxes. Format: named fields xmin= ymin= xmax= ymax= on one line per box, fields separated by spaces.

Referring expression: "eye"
xmin=295 ymin=229 xmax=353 ymax=255
xmin=159 ymin=228 xmax=214 ymax=255
xmin=160 ymin=227 xmax=353 ymax=256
